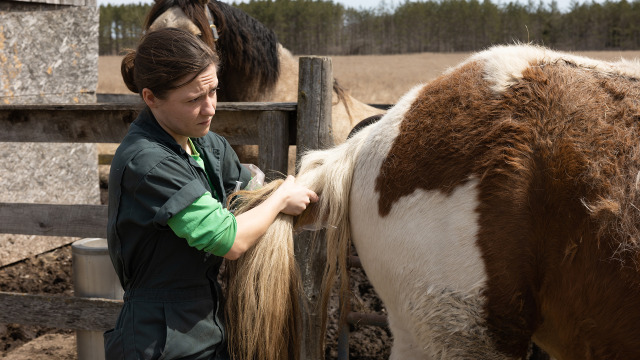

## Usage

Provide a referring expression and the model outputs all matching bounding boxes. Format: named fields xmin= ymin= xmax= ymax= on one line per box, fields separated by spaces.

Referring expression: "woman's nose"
xmin=202 ymin=96 xmax=216 ymax=116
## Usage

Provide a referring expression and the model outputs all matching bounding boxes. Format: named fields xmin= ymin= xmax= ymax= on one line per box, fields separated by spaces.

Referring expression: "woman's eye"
xmin=210 ymin=87 xmax=219 ymax=95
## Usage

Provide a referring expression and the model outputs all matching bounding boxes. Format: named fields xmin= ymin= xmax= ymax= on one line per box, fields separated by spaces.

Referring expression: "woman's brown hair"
xmin=121 ymin=27 xmax=219 ymax=99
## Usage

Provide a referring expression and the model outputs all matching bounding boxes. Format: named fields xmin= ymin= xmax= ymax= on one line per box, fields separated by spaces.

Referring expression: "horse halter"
xmin=205 ymin=4 xmax=219 ymax=42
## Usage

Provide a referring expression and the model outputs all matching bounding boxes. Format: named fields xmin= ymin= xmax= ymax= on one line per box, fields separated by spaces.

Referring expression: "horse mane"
xmin=145 ymin=0 xmax=280 ymax=102
xmin=211 ymin=1 xmax=280 ymax=101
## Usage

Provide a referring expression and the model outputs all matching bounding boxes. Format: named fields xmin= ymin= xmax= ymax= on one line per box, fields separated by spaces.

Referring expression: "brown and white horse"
xmin=144 ymin=0 xmax=382 ymax=171
xmin=229 ymin=44 xmax=640 ymax=360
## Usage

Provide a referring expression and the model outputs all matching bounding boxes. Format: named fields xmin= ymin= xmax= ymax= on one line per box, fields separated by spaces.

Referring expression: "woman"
xmin=105 ymin=27 xmax=317 ymax=359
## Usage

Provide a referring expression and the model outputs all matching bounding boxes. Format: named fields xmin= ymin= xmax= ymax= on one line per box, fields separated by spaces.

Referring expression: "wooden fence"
xmin=0 ymin=57 xmax=342 ymax=359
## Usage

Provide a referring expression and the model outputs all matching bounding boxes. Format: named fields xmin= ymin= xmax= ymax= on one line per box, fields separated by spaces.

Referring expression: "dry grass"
xmin=98 ymin=53 xmax=470 ymax=104
xmin=99 ymin=50 xmax=640 ymax=105
xmin=329 ymin=52 xmax=471 ymax=104
xmin=98 ymin=56 xmax=130 ymax=94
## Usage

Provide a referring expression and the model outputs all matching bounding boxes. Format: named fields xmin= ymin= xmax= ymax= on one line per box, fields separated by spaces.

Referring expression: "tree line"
xmin=99 ymin=3 xmax=151 ymax=55
xmin=99 ymin=0 xmax=640 ymax=56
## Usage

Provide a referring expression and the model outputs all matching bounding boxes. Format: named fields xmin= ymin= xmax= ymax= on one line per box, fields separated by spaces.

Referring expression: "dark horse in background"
xmin=143 ymin=0 xmax=382 ymax=171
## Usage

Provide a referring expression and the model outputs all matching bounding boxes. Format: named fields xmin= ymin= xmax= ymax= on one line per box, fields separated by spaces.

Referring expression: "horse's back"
xmin=350 ymin=44 xmax=640 ymax=359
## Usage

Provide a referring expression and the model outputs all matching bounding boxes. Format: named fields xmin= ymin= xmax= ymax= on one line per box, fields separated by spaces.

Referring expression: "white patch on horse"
xmin=351 ymin=179 xmax=501 ymax=359
xmin=149 ymin=7 xmax=202 ymax=36
xmin=446 ymin=44 xmax=640 ymax=94
xmin=348 ymin=86 xmax=505 ymax=359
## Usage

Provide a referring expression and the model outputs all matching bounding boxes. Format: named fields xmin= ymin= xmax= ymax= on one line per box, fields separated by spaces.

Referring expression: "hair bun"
xmin=121 ymin=51 xmax=139 ymax=94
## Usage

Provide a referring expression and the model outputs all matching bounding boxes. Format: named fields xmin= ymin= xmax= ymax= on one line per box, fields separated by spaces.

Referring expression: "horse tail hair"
xmin=222 ymin=129 xmax=370 ymax=360
xmin=333 ymin=78 xmax=353 ymax=121
xmin=223 ymin=179 xmax=301 ymax=360
xmin=295 ymin=128 xmax=371 ymax=355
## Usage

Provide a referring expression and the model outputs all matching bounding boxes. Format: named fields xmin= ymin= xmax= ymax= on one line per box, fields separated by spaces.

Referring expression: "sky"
xmin=97 ymin=0 xmax=604 ymax=13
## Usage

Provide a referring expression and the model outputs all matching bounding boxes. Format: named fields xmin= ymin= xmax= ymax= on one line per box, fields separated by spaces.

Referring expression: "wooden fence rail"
xmin=0 ymin=292 xmax=121 ymax=331
xmin=0 ymin=102 xmax=296 ymax=143
xmin=0 ymin=203 xmax=107 ymax=238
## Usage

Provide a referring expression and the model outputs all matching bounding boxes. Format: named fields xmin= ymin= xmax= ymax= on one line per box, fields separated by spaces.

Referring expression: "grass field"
xmin=99 ymin=50 xmax=640 ymax=105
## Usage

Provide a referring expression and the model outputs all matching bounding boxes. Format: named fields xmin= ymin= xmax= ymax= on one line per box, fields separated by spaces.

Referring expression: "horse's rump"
xmin=352 ymin=44 xmax=640 ymax=359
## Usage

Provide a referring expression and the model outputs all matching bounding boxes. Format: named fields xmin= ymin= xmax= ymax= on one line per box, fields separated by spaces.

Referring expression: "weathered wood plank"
xmin=216 ymin=102 xmax=297 ymax=112
xmin=0 ymin=102 xmax=296 ymax=112
xmin=295 ymin=58 xmax=334 ymax=157
xmin=258 ymin=111 xmax=289 ymax=175
xmin=0 ymin=102 xmax=296 ymax=145
xmin=0 ymin=203 xmax=107 ymax=238
xmin=99 ymin=153 xmax=114 ymax=165
xmin=0 ymin=107 xmax=137 ymax=144
xmin=294 ymin=57 xmax=334 ymax=360
xmin=0 ymin=292 xmax=122 ymax=331
xmin=11 ymin=0 xmax=94 ymax=6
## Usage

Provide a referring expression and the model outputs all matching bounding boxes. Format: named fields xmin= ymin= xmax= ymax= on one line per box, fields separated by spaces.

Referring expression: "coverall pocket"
xmin=103 ymin=328 xmax=124 ymax=359
xmin=159 ymin=298 xmax=221 ymax=359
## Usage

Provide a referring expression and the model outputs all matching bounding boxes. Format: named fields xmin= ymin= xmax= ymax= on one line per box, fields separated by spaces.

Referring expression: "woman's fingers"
xmin=276 ymin=176 xmax=318 ymax=215
xmin=308 ymin=190 xmax=319 ymax=203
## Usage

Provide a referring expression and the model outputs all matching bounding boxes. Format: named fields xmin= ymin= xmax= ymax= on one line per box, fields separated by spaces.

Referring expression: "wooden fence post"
xmin=258 ymin=110 xmax=289 ymax=176
xmin=295 ymin=56 xmax=334 ymax=359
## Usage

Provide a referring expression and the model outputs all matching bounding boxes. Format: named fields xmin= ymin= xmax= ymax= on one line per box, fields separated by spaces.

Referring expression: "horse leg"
xmin=387 ymin=312 xmax=431 ymax=360
xmin=351 ymin=173 xmax=523 ymax=359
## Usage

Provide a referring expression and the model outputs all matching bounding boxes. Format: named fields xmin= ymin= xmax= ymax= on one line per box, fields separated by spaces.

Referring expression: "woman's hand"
xmin=226 ymin=175 xmax=318 ymax=260
xmin=274 ymin=175 xmax=319 ymax=216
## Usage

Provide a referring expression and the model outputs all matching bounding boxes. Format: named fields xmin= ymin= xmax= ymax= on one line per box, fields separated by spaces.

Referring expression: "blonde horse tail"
xmin=223 ymin=180 xmax=301 ymax=360
xmin=295 ymin=127 xmax=371 ymax=354
xmin=223 ymin=127 xmax=371 ymax=360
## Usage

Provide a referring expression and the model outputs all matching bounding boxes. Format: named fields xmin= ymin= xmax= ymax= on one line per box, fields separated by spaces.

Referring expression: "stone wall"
xmin=0 ymin=1 xmax=98 ymax=104
xmin=0 ymin=0 xmax=100 ymax=266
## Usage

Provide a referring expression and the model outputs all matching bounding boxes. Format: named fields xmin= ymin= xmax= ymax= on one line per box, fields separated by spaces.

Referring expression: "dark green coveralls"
xmin=105 ymin=108 xmax=251 ymax=359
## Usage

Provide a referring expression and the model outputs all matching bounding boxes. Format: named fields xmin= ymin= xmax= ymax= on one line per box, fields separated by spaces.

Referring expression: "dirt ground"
xmin=0 ymin=245 xmax=76 ymax=359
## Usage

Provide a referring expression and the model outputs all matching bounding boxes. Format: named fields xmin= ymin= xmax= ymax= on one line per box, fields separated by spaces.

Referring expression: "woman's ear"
xmin=142 ymin=88 xmax=158 ymax=108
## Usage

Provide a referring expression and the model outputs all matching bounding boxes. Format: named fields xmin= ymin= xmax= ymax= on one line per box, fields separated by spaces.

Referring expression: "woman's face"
xmin=146 ymin=64 xmax=218 ymax=147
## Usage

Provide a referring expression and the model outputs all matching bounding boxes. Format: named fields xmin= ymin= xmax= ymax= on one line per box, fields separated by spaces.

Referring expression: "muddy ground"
xmin=0 ymin=245 xmax=76 ymax=359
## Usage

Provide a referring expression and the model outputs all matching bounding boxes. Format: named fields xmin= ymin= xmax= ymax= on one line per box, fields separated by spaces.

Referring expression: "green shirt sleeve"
xmin=167 ymin=191 xmax=237 ymax=256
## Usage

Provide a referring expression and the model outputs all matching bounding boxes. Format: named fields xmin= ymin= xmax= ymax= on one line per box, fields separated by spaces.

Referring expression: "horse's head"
xmin=146 ymin=0 xmax=218 ymax=50
xmin=148 ymin=7 xmax=202 ymax=37
xmin=143 ymin=0 xmax=280 ymax=102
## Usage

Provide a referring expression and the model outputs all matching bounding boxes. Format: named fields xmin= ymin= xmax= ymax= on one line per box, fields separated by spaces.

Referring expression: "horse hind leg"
xmin=389 ymin=285 xmax=522 ymax=360
xmin=387 ymin=313 xmax=431 ymax=360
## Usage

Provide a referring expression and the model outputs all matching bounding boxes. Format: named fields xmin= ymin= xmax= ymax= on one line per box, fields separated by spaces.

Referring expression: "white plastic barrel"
xmin=72 ymin=238 xmax=124 ymax=360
